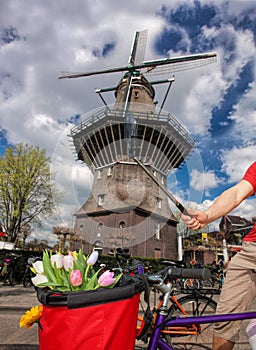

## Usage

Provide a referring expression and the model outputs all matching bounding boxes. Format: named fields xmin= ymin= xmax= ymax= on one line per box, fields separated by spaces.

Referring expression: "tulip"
xmin=70 ymin=270 xmax=82 ymax=287
xmin=51 ymin=254 xmax=63 ymax=269
xmin=87 ymin=250 xmax=98 ymax=266
xmin=32 ymin=273 xmax=48 ymax=287
xmin=32 ymin=260 xmax=44 ymax=274
xmin=63 ymin=252 xmax=75 ymax=271
xmin=98 ymin=270 xmax=116 ymax=287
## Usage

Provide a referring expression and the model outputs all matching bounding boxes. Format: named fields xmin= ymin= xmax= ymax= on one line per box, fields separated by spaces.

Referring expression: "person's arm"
xmin=182 ymin=179 xmax=254 ymax=230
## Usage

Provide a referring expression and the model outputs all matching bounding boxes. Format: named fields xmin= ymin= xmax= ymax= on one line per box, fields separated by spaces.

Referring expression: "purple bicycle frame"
xmin=147 ymin=311 xmax=256 ymax=350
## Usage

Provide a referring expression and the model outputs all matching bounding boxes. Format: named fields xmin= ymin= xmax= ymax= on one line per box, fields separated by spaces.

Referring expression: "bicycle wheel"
xmin=23 ymin=269 xmax=32 ymax=287
xmin=165 ymin=294 xmax=217 ymax=350
xmin=3 ymin=269 xmax=15 ymax=286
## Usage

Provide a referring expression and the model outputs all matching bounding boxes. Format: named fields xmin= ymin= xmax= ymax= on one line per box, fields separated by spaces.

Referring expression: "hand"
xmin=181 ymin=208 xmax=208 ymax=230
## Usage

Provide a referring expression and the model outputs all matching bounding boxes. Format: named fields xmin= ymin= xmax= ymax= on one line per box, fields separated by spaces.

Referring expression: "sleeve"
xmin=242 ymin=162 xmax=256 ymax=194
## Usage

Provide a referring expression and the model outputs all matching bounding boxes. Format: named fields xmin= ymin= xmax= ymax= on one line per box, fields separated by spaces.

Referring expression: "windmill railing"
xmin=69 ymin=107 xmax=195 ymax=147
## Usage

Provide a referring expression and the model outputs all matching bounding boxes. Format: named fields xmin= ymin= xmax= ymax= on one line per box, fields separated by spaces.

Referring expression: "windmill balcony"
xmin=69 ymin=106 xmax=195 ymax=175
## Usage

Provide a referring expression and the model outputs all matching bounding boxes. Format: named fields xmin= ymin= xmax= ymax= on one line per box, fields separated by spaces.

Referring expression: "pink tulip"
xmin=70 ymin=270 xmax=82 ymax=287
xmin=98 ymin=270 xmax=116 ymax=287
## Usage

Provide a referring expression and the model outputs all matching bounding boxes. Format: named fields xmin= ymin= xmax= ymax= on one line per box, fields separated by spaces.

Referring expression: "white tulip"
xmin=51 ymin=254 xmax=63 ymax=269
xmin=32 ymin=260 xmax=44 ymax=274
xmin=32 ymin=273 xmax=48 ymax=287
xmin=63 ymin=254 xmax=75 ymax=271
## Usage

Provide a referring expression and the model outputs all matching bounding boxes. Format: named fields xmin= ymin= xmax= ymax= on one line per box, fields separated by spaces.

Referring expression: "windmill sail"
xmin=129 ymin=29 xmax=148 ymax=66
xmin=142 ymin=52 xmax=217 ymax=76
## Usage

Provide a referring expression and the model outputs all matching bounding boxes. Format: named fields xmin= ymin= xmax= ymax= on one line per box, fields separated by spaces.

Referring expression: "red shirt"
xmin=242 ymin=162 xmax=256 ymax=242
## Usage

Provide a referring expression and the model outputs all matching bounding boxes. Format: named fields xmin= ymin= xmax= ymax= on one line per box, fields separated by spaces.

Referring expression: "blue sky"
xmin=0 ymin=0 xmax=256 ymax=242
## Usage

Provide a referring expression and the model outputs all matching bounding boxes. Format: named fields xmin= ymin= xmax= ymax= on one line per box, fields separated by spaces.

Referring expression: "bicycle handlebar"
xmin=167 ymin=267 xmax=211 ymax=280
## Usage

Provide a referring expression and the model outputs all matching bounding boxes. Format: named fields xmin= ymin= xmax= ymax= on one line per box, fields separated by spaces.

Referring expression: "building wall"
xmin=75 ymin=208 xmax=178 ymax=259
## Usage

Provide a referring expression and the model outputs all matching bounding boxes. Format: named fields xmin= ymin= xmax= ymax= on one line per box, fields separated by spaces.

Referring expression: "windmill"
xmin=59 ymin=29 xmax=216 ymax=117
xmin=61 ymin=30 xmax=217 ymax=258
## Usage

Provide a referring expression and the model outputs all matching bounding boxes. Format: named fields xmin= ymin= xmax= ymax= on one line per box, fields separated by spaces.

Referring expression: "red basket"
xmin=37 ymin=283 xmax=141 ymax=350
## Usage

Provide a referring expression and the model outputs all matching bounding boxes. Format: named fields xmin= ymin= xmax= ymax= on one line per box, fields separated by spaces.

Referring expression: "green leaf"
xmin=53 ymin=262 xmax=63 ymax=285
xmin=60 ymin=269 xmax=72 ymax=289
xmin=42 ymin=250 xmax=57 ymax=284
xmin=38 ymin=281 xmax=65 ymax=288
xmin=85 ymin=269 xmax=101 ymax=290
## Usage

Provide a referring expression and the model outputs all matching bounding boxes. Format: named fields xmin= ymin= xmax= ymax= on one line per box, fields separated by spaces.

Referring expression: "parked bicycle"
xmin=22 ymin=256 xmax=41 ymax=287
xmin=2 ymin=253 xmax=22 ymax=286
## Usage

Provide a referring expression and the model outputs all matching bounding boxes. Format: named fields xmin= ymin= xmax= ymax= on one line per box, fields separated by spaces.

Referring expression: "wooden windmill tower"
xmin=60 ymin=30 xmax=216 ymax=258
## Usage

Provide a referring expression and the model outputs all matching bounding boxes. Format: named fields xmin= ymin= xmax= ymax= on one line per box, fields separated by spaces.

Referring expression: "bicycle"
xmin=107 ymin=248 xmax=218 ymax=349
xmin=136 ymin=265 xmax=217 ymax=349
xmin=2 ymin=253 xmax=22 ymax=286
xmin=22 ymin=256 xmax=41 ymax=287
xmin=137 ymin=267 xmax=256 ymax=350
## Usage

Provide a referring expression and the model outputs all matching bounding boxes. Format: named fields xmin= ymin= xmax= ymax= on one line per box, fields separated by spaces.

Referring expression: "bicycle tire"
xmin=23 ymin=270 xmax=32 ymax=287
xmin=3 ymin=269 xmax=15 ymax=286
xmin=165 ymin=294 xmax=217 ymax=349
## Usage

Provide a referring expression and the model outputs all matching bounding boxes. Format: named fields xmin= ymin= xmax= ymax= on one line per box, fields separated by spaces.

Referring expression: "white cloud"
xmin=230 ymin=81 xmax=256 ymax=142
xmin=190 ymin=169 xmax=221 ymax=195
xmin=0 ymin=0 xmax=256 ymax=244
xmin=220 ymin=145 xmax=256 ymax=183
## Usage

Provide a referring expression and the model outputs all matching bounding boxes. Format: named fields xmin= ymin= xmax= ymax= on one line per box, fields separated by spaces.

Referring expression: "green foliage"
xmin=95 ymin=254 xmax=170 ymax=273
xmin=0 ymin=143 xmax=63 ymax=243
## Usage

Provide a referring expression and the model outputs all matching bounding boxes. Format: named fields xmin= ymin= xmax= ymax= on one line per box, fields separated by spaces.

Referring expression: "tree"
xmin=0 ymin=143 xmax=62 ymax=243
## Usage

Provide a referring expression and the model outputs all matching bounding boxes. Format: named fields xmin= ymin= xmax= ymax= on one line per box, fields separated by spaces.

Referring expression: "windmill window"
xmin=107 ymin=166 xmax=113 ymax=176
xmin=93 ymin=240 xmax=103 ymax=253
xmin=119 ymin=221 xmax=126 ymax=230
xmin=79 ymin=224 xmax=84 ymax=232
xmin=134 ymin=91 xmax=139 ymax=99
xmin=155 ymin=223 xmax=161 ymax=240
xmin=156 ymin=197 xmax=162 ymax=209
xmin=98 ymin=194 xmax=105 ymax=206
xmin=154 ymin=248 xmax=161 ymax=259
xmin=97 ymin=169 xmax=102 ymax=179
xmin=97 ymin=223 xmax=103 ymax=231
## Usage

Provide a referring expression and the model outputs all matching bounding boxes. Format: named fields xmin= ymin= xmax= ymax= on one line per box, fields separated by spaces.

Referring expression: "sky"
xmin=1 ymin=0 xmax=256 ymax=244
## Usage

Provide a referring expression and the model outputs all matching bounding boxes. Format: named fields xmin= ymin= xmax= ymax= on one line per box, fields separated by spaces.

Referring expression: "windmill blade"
xmin=59 ymin=51 xmax=216 ymax=80
xmin=141 ymin=52 xmax=217 ymax=76
xmin=59 ymin=30 xmax=148 ymax=80
xmin=58 ymin=65 xmax=130 ymax=79
xmin=129 ymin=30 xmax=148 ymax=66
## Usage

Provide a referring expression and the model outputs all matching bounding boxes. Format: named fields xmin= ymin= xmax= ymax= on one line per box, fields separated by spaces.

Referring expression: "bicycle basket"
xmin=37 ymin=277 xmax=143 ymax=350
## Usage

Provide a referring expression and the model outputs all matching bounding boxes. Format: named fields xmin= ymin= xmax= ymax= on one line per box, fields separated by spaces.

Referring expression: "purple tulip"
xmin=98 ymin=270 xmax=116 ymax=287
xmin=70 ymin=270 xmax=82 ymax=287
xmin=87 ymin=250 xmax=98 ymax=266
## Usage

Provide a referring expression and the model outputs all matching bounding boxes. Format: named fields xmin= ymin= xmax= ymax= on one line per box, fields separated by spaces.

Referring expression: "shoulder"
xmin=242 ymin=162 xmax=256 ymax=194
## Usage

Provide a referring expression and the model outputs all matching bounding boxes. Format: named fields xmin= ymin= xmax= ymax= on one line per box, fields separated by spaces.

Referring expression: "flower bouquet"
xmin=20 ymin=249 xmax=142 ymax=350
xmin=30 ymin=249 xmax=122 ymax=292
